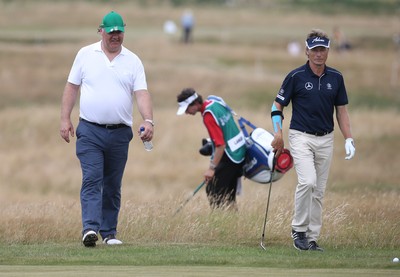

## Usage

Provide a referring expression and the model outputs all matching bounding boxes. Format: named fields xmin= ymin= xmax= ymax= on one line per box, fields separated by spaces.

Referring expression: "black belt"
xmin=303 ymin=130 xmax=333 ymax=136
xmin=80 ymin=118 xmax=127 ymax=129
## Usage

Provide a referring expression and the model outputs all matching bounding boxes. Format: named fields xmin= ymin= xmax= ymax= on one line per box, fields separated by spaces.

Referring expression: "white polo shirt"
xmin=68 ymin=41 xmax=147 ymax=126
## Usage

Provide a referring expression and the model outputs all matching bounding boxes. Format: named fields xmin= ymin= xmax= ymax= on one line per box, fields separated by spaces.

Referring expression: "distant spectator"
xmin=287 ymin=40 xmax=301 ymax=57
xmin=393 ymin=32 xmax=400 ymax=51
xmin=391 ymin=32 xmax=400 ymax=86
xmin=163 ymin=20 xmax=177 ymax=35
xmin=333 ymin=26 xmax=352 ymax=52
xmin=181 ymin=9 xmax=194 ymax=44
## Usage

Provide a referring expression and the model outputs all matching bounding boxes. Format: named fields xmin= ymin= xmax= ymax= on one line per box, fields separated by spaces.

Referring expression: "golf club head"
xmin=260 ymin=240 xmax=266 ymax=250
xmin=199 ymin=138 xmax=212 ymax=156
xmin=260 ymin=233 xmax=267 ymax=250
xmin=202 ymin=138 xmax=210 ymax=146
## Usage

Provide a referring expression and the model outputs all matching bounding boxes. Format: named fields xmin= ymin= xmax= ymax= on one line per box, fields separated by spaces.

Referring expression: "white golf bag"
xmin=239 ymin=118 xmax=293 ymax=184
xmin=243 ymin=128 xmax=283 ymax=183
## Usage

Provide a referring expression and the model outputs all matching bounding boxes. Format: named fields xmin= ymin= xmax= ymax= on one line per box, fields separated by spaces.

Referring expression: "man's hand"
xmin=204 ymin=168 xmax=215 ymax=183
xmin=60 ymin=82 xmax=79 ymax=143
xmin=60 ymin=120 xmax=74 ymax=143
xmin=271 ymin=132 xmax=284 ymax=157
xmin=345 ymin=138 xmax=355 ymax=160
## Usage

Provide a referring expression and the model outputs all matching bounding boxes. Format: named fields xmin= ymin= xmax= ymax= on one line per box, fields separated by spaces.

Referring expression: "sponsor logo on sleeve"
xmin=277 ymin=88 xmax=285 ymax=101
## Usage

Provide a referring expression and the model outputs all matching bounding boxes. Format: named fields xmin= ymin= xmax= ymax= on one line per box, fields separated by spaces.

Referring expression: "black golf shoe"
xmin=291 ymin=230 xmax=308 ymax=251
xmin=308 ymin=241 xmax=324 ymax=251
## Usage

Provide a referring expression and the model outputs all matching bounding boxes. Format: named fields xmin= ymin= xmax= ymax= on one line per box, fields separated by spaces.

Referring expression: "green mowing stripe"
xmin=0 ymin=266 xmax=399 ymax=277
xmin=1 ymin=244 xmax=400 ymax=271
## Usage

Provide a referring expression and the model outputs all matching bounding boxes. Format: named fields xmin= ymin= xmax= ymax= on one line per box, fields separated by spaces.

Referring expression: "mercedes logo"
xmin=305 ymin=82 xmax=313 ymax=90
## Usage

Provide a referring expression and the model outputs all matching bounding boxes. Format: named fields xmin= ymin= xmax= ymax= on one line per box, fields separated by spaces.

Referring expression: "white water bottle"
xmin=140 ymin=127 xmax=153 ymax=151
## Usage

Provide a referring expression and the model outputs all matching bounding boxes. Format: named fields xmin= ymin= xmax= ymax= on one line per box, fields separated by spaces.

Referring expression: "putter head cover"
xmin=274 ymin=148 xmax=293 ymax=174
xmin=199 ymin=138 xmax=213 ymax=156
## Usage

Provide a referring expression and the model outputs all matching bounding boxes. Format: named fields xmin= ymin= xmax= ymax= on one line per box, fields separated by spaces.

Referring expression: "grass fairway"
xmin=1 ymin=244 xmax=399 ymax=276
xmin=1 ymin=266 xmax=399 ymax=277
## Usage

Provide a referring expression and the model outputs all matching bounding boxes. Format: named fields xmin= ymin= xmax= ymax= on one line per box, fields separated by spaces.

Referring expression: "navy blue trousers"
xmin=76 ymin=120 xmax=133 ymax=239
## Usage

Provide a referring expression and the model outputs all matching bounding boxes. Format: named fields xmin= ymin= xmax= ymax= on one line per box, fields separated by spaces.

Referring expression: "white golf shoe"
xmin=103 ymin=235 xmax=123 ymax=245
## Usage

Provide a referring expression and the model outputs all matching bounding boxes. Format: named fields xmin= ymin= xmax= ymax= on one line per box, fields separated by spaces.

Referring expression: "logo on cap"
xmin=305 ymin=36 xmax=330 ymax=49
xmin=312 ymin=37 xmax=325 ymax=43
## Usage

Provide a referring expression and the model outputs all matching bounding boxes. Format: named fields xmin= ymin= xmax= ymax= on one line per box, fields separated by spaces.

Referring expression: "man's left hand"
xmin=345 ymin=138 xmax=355 ymax=160
xmin=271 ymin=133 xmax=284 ymax=157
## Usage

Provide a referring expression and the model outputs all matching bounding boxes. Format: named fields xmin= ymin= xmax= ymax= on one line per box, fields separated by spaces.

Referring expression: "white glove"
xmin=345 ymin=138 xmax=355 ymax=160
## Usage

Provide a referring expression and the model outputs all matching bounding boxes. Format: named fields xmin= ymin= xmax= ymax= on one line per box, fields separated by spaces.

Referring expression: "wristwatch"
xmin=145 ymin=119 xmax=155 ymax=126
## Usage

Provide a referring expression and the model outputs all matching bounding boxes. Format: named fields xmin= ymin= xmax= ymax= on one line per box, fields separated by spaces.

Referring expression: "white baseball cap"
xmin=177 ymin=93 xmax=198 ymax=115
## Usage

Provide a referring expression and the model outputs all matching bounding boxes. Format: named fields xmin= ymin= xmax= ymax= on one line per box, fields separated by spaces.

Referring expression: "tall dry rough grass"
xmin=0 ymin=107 xmax=399 ymax=248
xmin=0 ymin=1 xmax=399 ymax=248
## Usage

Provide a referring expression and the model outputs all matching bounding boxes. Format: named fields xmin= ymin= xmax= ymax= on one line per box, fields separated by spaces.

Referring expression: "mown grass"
xmin=1 ymin=243 xmax=399 ymax=270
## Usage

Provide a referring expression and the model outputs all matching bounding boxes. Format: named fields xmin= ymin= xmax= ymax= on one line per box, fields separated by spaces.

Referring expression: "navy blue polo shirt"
xmin=275 ymin=61 xmax=348 ymax=134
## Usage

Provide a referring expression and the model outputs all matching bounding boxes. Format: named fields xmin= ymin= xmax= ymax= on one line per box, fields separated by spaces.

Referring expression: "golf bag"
xmin=238 ymin=117 xmax=293 ymax=184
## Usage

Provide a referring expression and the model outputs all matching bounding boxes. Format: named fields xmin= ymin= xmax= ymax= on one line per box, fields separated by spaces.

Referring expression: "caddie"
xmin=177 ymin=88 xmax=246 ymax=210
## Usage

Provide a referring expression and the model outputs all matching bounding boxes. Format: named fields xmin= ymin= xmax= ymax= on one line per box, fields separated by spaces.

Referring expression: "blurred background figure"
xmin=181 ymin=9 xmax=195 ymax=44
xmin=393 ymin=32 xmax=400 ymax=49
xmin=163 ymin=20 xmax=177 ymax=43
xmin=163 ymin=20 xmax=177 ymax=35
xmin=391 ymin=32 xmax=400 ymax=87
xmin=332 ymin=26 xmax=352 ymax=52
xmin=287 ymin=40 xmax=301 ymax=57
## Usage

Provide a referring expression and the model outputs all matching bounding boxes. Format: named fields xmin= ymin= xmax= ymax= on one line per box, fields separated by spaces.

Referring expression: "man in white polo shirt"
xmin=60 ymin=11 xmax=154 ymax=247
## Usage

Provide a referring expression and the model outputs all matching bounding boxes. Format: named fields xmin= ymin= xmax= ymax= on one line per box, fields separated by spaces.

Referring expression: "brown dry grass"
xmin=0 ymin=1 xmax=399 ymax=248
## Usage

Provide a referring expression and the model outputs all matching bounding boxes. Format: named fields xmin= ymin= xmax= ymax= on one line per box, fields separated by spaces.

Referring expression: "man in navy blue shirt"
xmin=270 ymin=29 xmax=355 ymax=251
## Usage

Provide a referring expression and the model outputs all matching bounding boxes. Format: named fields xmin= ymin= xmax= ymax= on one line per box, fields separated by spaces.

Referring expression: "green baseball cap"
xmin=100 ymin=11 xmax=125 ymax=33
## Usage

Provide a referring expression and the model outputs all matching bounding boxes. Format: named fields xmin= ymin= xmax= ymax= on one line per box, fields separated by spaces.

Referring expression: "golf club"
xmin=173 ymin=180 xmax=206 ymax=216
xmin=260 ymin=155 xmax=276 ymax=250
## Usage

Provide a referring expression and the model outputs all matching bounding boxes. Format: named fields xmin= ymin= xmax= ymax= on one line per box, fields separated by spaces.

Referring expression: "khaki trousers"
xmin=288 ymin=129 xmax=334 ymax=242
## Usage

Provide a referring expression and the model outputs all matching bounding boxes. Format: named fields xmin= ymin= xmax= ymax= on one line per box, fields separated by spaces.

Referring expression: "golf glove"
xmin=345 ymin=138 xmax=355 ymax=160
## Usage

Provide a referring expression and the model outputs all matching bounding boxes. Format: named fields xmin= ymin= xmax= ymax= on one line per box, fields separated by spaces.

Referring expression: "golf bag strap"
xmin=206 ymin=96 xmax=258 ymax=138
xmin=237 ymin=117 xmax=257 ymax=137
xmin=207 ymin=95 xmax=237 ymax=116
